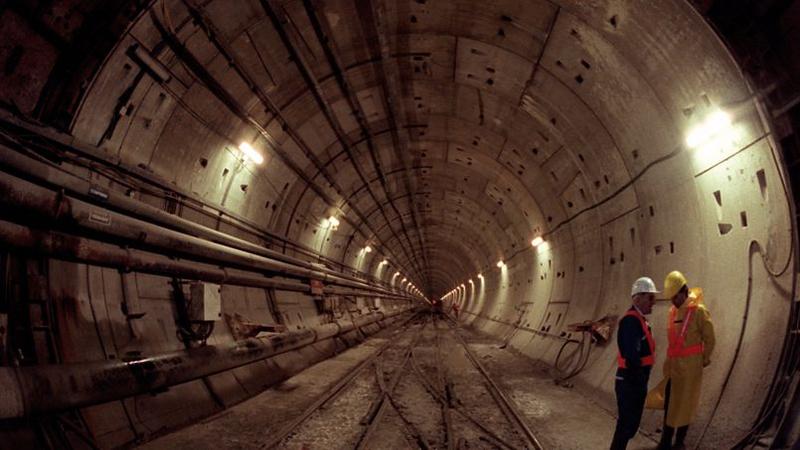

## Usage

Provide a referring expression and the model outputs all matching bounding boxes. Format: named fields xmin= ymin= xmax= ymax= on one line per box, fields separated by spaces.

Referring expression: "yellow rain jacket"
xmin=646 ymin=288 xmax=716 ymax=427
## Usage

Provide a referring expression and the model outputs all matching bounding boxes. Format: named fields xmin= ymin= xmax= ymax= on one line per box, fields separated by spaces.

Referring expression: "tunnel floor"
xmin=137 ymin=315 xmax=656 ymax=449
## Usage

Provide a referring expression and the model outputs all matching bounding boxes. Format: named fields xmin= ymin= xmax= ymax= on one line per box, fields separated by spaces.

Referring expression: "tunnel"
xmin=1 ymin=0 xmax=800 ymax=448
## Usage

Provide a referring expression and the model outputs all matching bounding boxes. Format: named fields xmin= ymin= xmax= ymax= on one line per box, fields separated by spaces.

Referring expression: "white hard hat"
xmin=631 ymin=277 xmax=660 ymax=297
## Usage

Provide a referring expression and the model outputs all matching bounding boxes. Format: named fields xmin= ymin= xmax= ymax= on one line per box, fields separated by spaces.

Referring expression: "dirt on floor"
xmin=138 ymin=315 xmax=656 ymax=450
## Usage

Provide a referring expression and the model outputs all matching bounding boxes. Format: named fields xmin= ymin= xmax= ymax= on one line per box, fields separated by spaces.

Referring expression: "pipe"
xmin=0 ymin=308 xmax=412 ymax=418
xmin=0 ymin=113 xmax=388 ymax=287
xmin=148 ymin=13 xmax=421 ymax=286
xmin=0 ymin=144 xmax=394 ymax=291
xmin=0 ymin=219 xmax=412 ymax=300
xmin=0 ymin=170 xmax=406 ymax=297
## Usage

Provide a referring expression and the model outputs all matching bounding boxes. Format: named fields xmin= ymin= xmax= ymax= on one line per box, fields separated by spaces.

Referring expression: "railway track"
xmin=263 ymin=313 xmax=543 ymax=449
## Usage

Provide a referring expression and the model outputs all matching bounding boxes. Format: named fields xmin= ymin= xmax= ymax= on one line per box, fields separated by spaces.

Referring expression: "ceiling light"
xmin=496 ymin=260 xmax=506 ymax=268
xmin=469 ymin=279 xmax=474 ymax=284
xmin=364 ymin=245 xmax=372 ymax=253
xmin=477 ymin=273 xmax=483 ymax=279
xmin=238 ymin=142 xmax=264 ymax=164
xmin=379 ymin=259 xmax=388 ymax=265
xmin=326 ymin=215 xmax=340 ymax=229
xmin=686 ymin=110 xmax=732 ymax=149
xmin=531 ymin=236 xmax=544 ymax=247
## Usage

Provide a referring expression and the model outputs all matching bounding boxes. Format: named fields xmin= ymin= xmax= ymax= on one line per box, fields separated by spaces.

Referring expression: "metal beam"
xmin=258 ymin=0 xmax=425 ymax=283
xmin=355 ymin=0 xmax=433 ymax=293
xmin=302 ymin=0 xmax=428 ymax=281
xmin=150 ymin=6 xmax=421 ymax=284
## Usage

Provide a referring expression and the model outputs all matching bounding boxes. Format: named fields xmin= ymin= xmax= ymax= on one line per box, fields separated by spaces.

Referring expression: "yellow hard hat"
xmin=664 ymin=271 xmax=687 ymax=299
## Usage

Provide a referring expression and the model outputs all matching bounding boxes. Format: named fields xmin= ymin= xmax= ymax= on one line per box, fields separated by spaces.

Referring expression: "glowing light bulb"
xmin=496 ymin=260 xmax=506 ymax=268
xmin=531 ymin=236 xmax=544 ymax=247
xmin=238 ymin=142 xmax=264 ymax=164
xmin=686 ymin=110 xmax=732 ymax=149
xmin=326 ymin=216 xmax=340 ymax=229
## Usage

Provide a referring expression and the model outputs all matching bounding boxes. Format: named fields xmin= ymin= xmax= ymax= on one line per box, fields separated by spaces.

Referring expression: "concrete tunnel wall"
xmin=0 ymin=0 xmax=797 ymax=448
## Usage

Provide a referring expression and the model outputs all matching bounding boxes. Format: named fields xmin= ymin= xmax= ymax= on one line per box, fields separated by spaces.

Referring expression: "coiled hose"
xmin=554 ymin=330 xmax=594 ymax=386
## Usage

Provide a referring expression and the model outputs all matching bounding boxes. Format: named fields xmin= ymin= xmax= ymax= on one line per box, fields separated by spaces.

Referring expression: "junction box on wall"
xmin=189 ymin=282 xmax=222 ymax=322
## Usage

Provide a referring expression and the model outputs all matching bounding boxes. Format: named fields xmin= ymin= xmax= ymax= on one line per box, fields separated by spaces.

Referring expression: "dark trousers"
xmin=659 ymin=380 xmax=689 ymax=449
xmin=611 ymin=373 xmax=648 ymax=450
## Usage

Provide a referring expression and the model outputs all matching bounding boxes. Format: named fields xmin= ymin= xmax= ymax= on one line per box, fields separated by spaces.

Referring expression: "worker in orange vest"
xmin=656 ymin=271 xmax=716 ymax=450
xmin=610 ymin=277 xmax=658 ymax=450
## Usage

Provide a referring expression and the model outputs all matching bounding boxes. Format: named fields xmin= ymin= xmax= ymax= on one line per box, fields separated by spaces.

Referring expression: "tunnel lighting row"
xmin=441 ymin=109 xmax=736 ymax=299
xmin=235 ymin=115 xmax=732 ymax=302
xmin=225 ymin=155 xmax=416 ymax=298
xmin=444 ymin=233 xmax=546 ymax=299
xmin=316 ymin=213 xmax=424 ymax=297
xmin=231 ymin=144 xmax=450 ymax=300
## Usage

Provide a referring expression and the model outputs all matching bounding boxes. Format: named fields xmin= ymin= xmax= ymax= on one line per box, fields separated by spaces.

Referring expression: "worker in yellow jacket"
xmin=656 ymin=271 xmax=716 ymax=450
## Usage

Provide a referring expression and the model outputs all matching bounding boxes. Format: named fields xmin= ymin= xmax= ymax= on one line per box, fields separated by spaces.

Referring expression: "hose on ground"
xmin=553 ymin=330 xmax=594 ymax=385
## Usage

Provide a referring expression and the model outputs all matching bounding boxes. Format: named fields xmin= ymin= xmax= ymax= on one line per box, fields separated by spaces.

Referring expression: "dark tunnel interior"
xmin=1 ymin=0 xmax=800 ymax=449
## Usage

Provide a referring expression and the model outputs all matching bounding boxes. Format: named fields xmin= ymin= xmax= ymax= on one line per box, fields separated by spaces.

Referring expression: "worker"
xmin=656 ymin=271 xmax=716 ymax=450
xmin=451 ymin=300 xmax=461 ymax=319
xmin=610 ymin=277 xmax=658 ymax=450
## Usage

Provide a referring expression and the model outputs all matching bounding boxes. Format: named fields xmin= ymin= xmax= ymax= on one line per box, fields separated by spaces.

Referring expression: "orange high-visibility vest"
xmin=617 ymin=309 xmax=656 ymax=368
xmin=668 ymin=305 xmax=704 ymax=358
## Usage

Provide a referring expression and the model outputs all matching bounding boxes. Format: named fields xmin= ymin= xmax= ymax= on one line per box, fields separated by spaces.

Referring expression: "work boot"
xmin=673 ymin=425 xmax=688 ymax=449
xmin=657 ymin=428 xmax=673 ymax=450
xmin=609 ymin=433 xmax=628 ymax=450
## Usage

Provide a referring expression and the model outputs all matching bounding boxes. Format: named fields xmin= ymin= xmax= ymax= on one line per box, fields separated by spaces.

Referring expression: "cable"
xmin=553 ymin=331 xmax=594 ymax=385
xmin=700 ymin=94 xmax=799 ymax=449
xmin=695 ymin=239 xmax=797 ymax=449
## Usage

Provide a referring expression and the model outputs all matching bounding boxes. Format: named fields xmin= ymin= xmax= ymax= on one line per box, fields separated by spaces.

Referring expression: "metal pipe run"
xmin=0 ymin=169 xmax=406 ymax=297
xmin=0 ymin=308 xmax=413 ymax=419
xmin=0 ymin=219 xmax=412 ymax=300
xmin=0 ymin=144 xmax=394 ymax=291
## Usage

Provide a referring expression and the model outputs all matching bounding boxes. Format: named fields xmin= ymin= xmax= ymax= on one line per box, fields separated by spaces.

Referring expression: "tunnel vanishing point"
xmin=1 ymin=0 xmax=800 ymax=449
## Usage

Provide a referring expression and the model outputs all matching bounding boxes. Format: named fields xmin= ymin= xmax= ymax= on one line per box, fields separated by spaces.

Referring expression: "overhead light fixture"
xmin=686 ymin=110 xmax=732 ymax=149
xmin=325 ymin=215 xmax=340 ymax=229
xmin=477 ymin=273 xmax=483 ymax=279
xmin=402 ymin=278 xmax=407 ymax=282
xmin=364 ymin=245 xmax=372 ymax=253
xmin=531 ymin=236 xmax=544 ymax=247
xmin=469 ymin=279 xmax=474 ymax=284
xmin=394 ymin=272 xmax=400 ymax=277
xmin=496 ymin=260 xmax=506 ymax=269
xmin=238 ymin=142 xmax=264 ymax=164
xmin=379 ymin=259 xmax=388 ymax=265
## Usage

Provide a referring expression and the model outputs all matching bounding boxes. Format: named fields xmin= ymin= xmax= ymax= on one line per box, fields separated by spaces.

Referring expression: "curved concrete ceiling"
xmin=0 ymin=0 xmax=798 ymax=448
xmin=63 ymin=4 xmax=797 ymax=440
